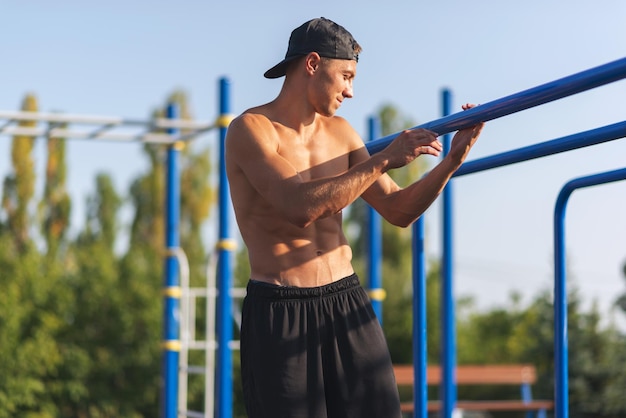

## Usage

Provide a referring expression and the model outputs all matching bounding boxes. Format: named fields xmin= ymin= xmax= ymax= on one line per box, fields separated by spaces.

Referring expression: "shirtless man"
xmin=225 ymin=17 xmax=484 ymax=418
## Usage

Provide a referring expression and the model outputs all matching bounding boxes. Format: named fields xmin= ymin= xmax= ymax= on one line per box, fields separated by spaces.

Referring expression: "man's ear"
xmin=305 ymin=52 xmax=322 ymax=75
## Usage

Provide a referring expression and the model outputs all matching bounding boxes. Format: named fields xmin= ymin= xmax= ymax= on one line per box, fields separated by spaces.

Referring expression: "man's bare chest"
xmin=278 ymin=141 xmax=350 ymax=181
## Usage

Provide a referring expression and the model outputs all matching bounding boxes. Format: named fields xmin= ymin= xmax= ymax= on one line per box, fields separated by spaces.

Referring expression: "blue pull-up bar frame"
xmin=366 ymin=56 xmax=626 ymax=418
xmin=367 ymin=57 xmax=626 ymax=154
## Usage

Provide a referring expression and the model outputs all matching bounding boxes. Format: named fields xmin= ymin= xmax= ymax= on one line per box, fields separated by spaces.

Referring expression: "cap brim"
xmin=264 ymin=56 xmax=300 ymax=79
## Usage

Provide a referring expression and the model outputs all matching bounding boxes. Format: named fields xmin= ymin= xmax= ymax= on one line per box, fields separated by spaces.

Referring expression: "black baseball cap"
xmin=264 ymin=17 xmax=360 ymax=79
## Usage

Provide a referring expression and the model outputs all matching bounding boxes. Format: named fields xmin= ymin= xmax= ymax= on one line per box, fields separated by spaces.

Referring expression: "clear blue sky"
xmin=2 ymin=0 xmax=626 ymax=326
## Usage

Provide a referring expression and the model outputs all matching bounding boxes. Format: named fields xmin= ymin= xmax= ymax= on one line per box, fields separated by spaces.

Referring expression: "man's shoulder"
xmin=226 ymin=108 xmax=281 ymax=159
xmin=323 ymin=114 xmax=352 ymax=130
xmin=233 ymin=107 xmax=272 ymax=128
xmin=319 ymin=115 xmax=363 ymax=148
xmin=227 ymin=108 xmax=276 ymax=142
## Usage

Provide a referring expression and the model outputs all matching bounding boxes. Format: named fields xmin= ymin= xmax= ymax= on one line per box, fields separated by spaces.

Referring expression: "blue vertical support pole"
xmin=440 ymin=88 xmax=457 ymax=418
xmin=412 ymin=216 xmax=428 ymax=418
xmin=553 ymin=168 xmax=626 ymax=418
xmin=553 ymin=192 xmax=569 ymax=418
xmin=162 ymin=103 xmax=181 ymax=418
xmin=367 ymin=116 xmax=384 ymax=322
xmin=216 ymin=77 xmax=234 ymax=418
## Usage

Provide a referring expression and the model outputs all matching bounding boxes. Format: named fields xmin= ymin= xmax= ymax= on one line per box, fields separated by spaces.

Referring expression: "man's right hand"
xmin=381 ymin=128 xmax=442 ymax=170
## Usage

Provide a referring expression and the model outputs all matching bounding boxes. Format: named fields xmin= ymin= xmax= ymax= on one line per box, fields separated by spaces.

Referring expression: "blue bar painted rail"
xmin=367 ymin=57 xmax=626 ymax=155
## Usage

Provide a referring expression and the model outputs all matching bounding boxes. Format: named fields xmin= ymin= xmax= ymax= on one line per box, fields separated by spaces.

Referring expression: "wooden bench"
xmin=394 ymin=364 xmax=554 ymax=417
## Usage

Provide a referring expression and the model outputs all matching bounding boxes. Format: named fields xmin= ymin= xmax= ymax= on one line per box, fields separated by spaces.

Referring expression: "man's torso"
xmin=226 ymin=106 xmax=360 ymax=287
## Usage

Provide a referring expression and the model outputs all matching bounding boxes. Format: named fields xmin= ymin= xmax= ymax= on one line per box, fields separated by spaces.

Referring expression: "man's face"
xmin=310 ymin=58 xmax=356 ymax=117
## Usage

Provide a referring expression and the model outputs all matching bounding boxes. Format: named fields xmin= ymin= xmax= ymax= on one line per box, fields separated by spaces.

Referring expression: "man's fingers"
xmin=417 ymin=144 xmax=441 ymax=157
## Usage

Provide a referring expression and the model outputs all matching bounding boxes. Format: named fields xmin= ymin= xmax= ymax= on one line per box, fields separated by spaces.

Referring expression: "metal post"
xmin=366 ymin=116 xmax=384 ymax=322
xmin=440 ymin=88 xmax=457 ymax=418
xmin=162 ymin=102 xmax=181 ymax=418
xmin=553 ymin=201 xmax=568 ymax=418
xmin=216 ymin=77 xmax=235 ymax=418
xmin=553 ymin=167 xmax=626 ymax=418
xmin=412 ymin=216 xmax=427 ymax=418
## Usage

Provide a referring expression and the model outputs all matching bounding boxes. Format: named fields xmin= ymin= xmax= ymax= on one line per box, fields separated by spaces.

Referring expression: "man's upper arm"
xmin=226 ymin=113 xmax=300 ymax=206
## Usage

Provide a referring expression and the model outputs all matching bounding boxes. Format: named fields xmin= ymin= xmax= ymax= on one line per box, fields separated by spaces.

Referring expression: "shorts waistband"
xmin=246 ymin=273 xmax=360 ymax=300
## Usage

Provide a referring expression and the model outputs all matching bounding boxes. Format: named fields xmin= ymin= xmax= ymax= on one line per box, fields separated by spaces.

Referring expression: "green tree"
xmin=455 ymin=283 xmax=626 ymax=417
xmin=2 ymin=93 xmax=38 ymax=251
xmin=0 ymin=90 xmax=218 ymax=417
xmin=614 ymin=260 xmax=626 ymax=313
xmin=39 ymin=126 xmax=71 ymax=257
xmin=0 ymin=94 xmax=73 ymax=417
xmin=81 ymin=174 xmax=123 ymax=250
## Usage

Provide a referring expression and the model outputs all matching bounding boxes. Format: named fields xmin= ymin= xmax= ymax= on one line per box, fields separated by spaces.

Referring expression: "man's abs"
xmin=241 ymin=214 xmax=354 ymax=287
xmin=248 ymin=243 xmax=354 ymax=287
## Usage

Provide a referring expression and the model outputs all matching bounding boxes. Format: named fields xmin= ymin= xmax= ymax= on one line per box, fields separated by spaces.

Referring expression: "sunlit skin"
xmin=225 ymin=52 xmax=484 ymax=287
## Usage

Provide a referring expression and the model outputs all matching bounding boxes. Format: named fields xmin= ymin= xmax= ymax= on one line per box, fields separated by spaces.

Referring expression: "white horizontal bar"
xmin=183 ymin=287 xmax=246 ymax=299
xmin=181 ymin=339 xmax=240 ymax=351
xmin=230 ymin=288 xmax=247 ymax=298
xmin=184 ymin=341 xmax=217 ymax=350
xmin=0 ymin=110 xmax=214 ymax=130
xmin=179 ymin=410 xmax=204 ymax=418
xmin=0 ymin=126 xmax=182 ymax=144
xmin=0 ymin=110 xmax=124 ymax=125
xmin=153 ymin=119 xmax=214 ymax=130
xmin=180 ymin=365 xmax=206 ymax=375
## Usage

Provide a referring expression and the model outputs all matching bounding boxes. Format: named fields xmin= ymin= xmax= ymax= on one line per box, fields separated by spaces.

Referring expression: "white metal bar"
xmin=204 ymin=251 xmax=217 ymax=418
xmin=0 ymin=127 xmax=45 ymax=137
xmin=188 ymin=294 xmax=197 ymax=343
xmin=230 ymin=288 xmax=247 ymax=298
xmin=0 ymin=110 xmax=213 ymax=129
xmin=0 ymin=110 xmax=217 ymax=145
xmin=153 ymin=118 xmax=214 ymax=130
xmin=187 ymin=340 xmax=217 ymax=350
xmin=183 ymin=339 xmax=240 ymax=351
xmin=188 ymin=288 xmax=208 ymax=297
xmin=0 ymin=110 xmax=125 ymax=125
xmin=180 ymin=365 xmax=206 ymax=375
xmin=179 ymin=410 xmax=204 ymax=418
xmin=0 ymin=126 xmax=181 ymax=143
xmin=202 ymin=287 xmax=246 ymax=299
xmin=167 ymin=247 xmax=190 ymax=417
xmin=86 ymin=123 xmax=119 ymax=139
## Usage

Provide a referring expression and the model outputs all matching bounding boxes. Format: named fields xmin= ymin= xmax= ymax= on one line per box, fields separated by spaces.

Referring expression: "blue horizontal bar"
xmin=366 ymin=57 xmax=626 ymax=155
xmin=557 ymin=166 xmax=626 ymax=198
xmin=454 ymin=121 xmax=626 ymax=177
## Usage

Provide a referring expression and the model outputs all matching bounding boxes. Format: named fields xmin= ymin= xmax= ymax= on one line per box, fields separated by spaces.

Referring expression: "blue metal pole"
xmin=163 ymin=103 xmax=181 ymax=418
xmin=440 ymin=89 xmax=456 ymax=418
xmin=366 ymin=57 xmax=626 ymax=154
xmin=553 ymin=191 xmax=568 ymax=418
xmin=367 ymin=116 xmax=384 ymax=322
xmin=412 ymin=216 xmax=427 ymax=418
xmin=216 ymin=77 xmax=234 ymax=418
xmin=455 ymin=121 xmax=626 ymax=177
xmin=553 ymin=167 xmax=626 ymax=418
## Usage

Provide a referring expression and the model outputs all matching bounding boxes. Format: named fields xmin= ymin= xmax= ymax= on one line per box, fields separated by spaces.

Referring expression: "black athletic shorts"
xmin=240 ymin=274 xmax=401 ymax=418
